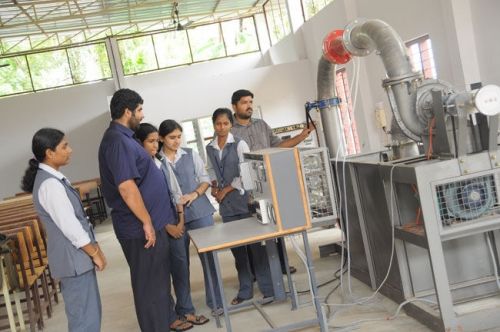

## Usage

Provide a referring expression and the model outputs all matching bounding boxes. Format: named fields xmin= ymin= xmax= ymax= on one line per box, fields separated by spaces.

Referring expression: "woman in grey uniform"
xmin=21 ymin=128 xmax=106 ymax=332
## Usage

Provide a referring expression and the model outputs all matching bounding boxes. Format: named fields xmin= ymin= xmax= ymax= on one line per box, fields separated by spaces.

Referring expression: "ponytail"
xmin=21 ymin=158 xmax=40 ymax=193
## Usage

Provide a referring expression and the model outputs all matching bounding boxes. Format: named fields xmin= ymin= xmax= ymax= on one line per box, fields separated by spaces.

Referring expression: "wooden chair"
xmin=3 ymin=227 xmax=46 ymax=332
xmin=0 ymin=241 xmax=25 ymax=331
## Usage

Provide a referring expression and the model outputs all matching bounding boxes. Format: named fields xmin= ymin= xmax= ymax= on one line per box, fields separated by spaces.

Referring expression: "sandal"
xmin=170 ymin=319 xmax=193 ymax=332
xmin=231 ymin=296 xmax=250 ymax=305
xmin=184 ymin=314 xmax=209 ymax=325
xmin=211 ymin=308 xmax=224 ymax=317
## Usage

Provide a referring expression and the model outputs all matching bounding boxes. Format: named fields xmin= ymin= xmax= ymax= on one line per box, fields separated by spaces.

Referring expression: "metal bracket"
xmin=305 ymin=97 xmax=341 ymax=112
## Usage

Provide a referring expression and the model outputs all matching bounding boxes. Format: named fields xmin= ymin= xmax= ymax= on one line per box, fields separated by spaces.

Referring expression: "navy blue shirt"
xmin=98 ymin=122 xmax=175 ymax=240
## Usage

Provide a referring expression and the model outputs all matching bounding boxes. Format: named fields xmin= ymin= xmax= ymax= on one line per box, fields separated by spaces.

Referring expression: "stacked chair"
xmin=0 ymin=196 xmax=59 ymax=331
xmin=73 ymin=178 xmax=108 ymax=226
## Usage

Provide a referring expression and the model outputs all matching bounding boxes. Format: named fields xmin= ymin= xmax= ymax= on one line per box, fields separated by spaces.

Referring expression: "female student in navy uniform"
xmin=21 ymin=128 xmax=106 ymax=332
xmin=205 ymin=108 xmax=273 ymax=306
xmin=136 ymin=123 xmax=210 ymax=327
xmin=157 ymin=119 xmax=223 ymax=317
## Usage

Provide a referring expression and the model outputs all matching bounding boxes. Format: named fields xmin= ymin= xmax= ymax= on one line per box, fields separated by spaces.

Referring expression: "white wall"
xmin=125 ymin=53 xmax=314 ymax=128
xmin=0 ymin=53 xmax=315 ymax=199
xmin=1 ymin=81 xmax=115 ymax=199
xmin=470 ymin=0 xmax=500 ymax=86
xmin=0 ymin=0 xmax=497 ymax=199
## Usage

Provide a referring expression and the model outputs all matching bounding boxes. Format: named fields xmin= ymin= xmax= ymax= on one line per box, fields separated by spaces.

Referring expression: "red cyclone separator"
xmin=322 ymin=29 xmax=352 ymax=64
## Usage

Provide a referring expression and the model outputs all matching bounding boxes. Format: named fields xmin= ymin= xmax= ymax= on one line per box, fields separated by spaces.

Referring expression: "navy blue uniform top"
xmin=98 ymin=122 xmax=175 ymax=240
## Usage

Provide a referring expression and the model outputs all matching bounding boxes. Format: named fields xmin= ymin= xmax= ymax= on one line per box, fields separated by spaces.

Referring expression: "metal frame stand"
xmin=203 ymin=232 xmax=326 ymax=332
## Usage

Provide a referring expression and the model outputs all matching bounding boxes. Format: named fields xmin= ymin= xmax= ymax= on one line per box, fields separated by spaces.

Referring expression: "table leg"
xmin=203 ymin=253 xmax=221 ymax=328
xmin=279 ymin=238 xmax=297 ymax=310
xmin=301 ymin=231 xmax=326 ymax=332
xmin=264 ymin=240 xmax=285 ymax=301
xmin=213 ymin=251 xmax=232 ymax=332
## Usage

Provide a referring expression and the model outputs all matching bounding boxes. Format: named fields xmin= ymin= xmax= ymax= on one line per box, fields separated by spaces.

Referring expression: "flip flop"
xmin=170 ymin=319 xmax=193 ymax=332
xmin=184 ymin=314 xmax=210 ymax=325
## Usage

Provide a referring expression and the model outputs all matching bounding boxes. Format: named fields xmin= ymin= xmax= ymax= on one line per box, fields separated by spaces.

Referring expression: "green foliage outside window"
xmin=154 ymin=31 xmax=192 ymax=68
xmin=188 ymin=24 xmax=226 ymax=62
xmin=0 ymin=42 xmax=113 ymax=97
xmin=222 ymin=18 xmax=259 ymax=56
xmin=0 ymin=56 xmax=32 ymax=95
xmin=68 ymin=43 xmax=112 ymax=83
xmin=27 ymin=50 xmax=73 ymax=90
xmin=302 ymin=0 xmax=333 ymax=21
xmin=118 ymin=36 xmax=158 ymax=75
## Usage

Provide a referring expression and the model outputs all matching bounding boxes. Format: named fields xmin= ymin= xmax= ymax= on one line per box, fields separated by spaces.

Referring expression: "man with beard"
xmin=230 ymin=89 xmax=314 ymax=276
xmin=98 ymin=89 xmax=185 ymax=331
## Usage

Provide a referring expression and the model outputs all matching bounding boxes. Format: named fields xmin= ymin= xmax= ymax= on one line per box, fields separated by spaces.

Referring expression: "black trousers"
xmin=119 ymin=229 xmax=173 ymax=332
xmin=249 ymin=237 xmax=288 ymax=275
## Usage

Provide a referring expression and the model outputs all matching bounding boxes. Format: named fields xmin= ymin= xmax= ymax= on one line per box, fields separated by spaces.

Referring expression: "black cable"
xmin=324 ymin=253 xmax=348 ymax=319
xmin=324 ymin=281 xmax=341 ymax=319
xmin=296 ymin=266 xmax=342 ymax=294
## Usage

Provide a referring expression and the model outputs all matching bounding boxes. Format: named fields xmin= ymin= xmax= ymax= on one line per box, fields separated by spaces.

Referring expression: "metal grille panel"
xmin=436 ymin=174 xmax=498 ymax=226
xmin=301 ymin=150 xmax=337 ymax=220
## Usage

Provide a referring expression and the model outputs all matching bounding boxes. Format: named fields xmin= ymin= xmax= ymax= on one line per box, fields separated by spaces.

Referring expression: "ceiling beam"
xmin=212 ymin=0 xmax=222 ymax=14
xmin=11 ymin=1 xmax=47 ymax=35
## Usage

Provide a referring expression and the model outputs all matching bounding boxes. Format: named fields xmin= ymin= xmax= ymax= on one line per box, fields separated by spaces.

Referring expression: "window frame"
xmin=0 ymin=41 xmax=113 ymax=98
xmin=405 ymin=34 xmax=437 ymax=79
xmin=335 ymin=67 xmax=361 ymax=155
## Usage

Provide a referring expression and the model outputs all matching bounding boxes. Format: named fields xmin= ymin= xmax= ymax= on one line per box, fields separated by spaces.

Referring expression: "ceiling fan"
xmin=171 ymin=2 xmax=194 ymax=31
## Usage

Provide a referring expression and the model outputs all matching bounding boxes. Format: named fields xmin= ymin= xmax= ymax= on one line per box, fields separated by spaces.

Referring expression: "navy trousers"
xmin=169 ymin=232 xmax=195 ymax=316
xmin=184 ymin=214 xmax=223 ymax=309
xmin=222 ymin=213 xmax=274 ymax=299
xmin=119 ymin=228 xmax=174 ymax=331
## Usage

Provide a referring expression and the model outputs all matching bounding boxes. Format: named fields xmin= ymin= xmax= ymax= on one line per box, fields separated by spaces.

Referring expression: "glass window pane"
xmin=67 ymin=43 xmax=112 ymax=83
xmin=188 ymin=23 xmax=225 ymax=62
xmin=27 ymin=50 xmax=72 ymax=90
xmin=221 ymin=18 xmax=259 ymax=56
xmin=153 ymin=31 xmax=192 ymax=68
xmin=198 ymin=117 xmax=214 ymax=139
xmin=30 ymin=34 xmax=59 ymax=50
xmin=85 ymin=28 xmax=110 ymax=41
xmin=118 ymin=36 xmax=158 ymax=75
xmin=265 ymin=0 xmax=291 ymax=45
xmin=112 ymin=25 xmax=138 ymax=36
xmin=186 ymin=141 xmax=200 ymax=155
xmin=0 ymin=56 xmax=33 ymax=96
xmin=1 ymin=37 xmax=31 ymax=55
xmin=302 ymin=0 xmax=332 ymax=20
xmin=302 ymin=0 xmax=317 ymax=20
xmin=182 ymin=120 xmax=196 ymax=142
xmin=58 ymin=31 xmax=86 ymax=46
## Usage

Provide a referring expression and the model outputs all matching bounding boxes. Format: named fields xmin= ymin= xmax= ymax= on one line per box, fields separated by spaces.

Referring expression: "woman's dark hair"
xmin=158 ymin=120 xmax=183 ymax=152
xmin=158 ymin=119 xmax=183 ymax=137
xmin=135 ymin=123 xmax=158 ymax=144
xmin=109 ymin=88 xmax=143 ymax=120
xmin=212 ymin=108 xmax=234 ymax=124
xmin=21 ymin=128 xmax=65 ymax=193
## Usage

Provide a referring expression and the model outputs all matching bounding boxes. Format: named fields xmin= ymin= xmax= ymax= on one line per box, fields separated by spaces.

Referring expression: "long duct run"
xmin=317 ymin=57 xmax=343 ymax=156
xmin=322 ymin=18 xmax=425 ymax=142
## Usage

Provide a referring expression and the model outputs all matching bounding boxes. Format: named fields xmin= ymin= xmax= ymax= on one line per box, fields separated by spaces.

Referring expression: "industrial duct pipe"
xmin=321 ymin=18 xmax=424 ymax=142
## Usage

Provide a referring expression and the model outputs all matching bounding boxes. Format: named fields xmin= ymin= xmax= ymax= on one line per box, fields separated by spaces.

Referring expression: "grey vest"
xmin=32 ymin=169 xmax=95 ymax=279
xmin=206 ymin=137 xmax=249 ymax=217
xmin=167 ymin=149 xmax=215 ymax=223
